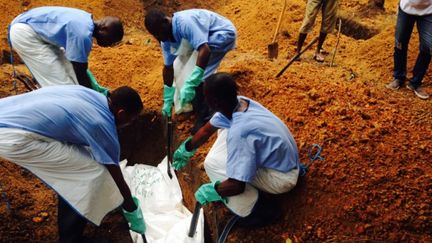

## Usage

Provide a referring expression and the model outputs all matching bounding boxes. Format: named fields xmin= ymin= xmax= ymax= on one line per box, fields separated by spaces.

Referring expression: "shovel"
xmin=276 ymin=37 xmax=319 ymax=78
xmin=268 ymin=0 xmax=287 ymax=59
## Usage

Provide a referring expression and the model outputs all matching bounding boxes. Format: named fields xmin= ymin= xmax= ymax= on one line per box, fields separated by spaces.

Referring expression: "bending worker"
xmin=8 ymin=6 xmax=123 ymax=90
xmin=0 ymin=86 xmax=145 ymax=242
xmin=296 ymin=0 xmax=338 ymax=62
xmin=144 ymin=9 xmax=237 ymax=134
xmin=172 ymin=73 xmax=300 ymax=226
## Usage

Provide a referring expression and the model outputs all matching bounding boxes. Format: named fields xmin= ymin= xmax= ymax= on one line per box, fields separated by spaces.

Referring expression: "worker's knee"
xmin=419 ymin=42 xmax=432 ymax=56
xmin=395 ymin=39 xmax=406 ymax=50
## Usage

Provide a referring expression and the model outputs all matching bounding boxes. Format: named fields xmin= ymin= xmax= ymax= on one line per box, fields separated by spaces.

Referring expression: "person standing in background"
xmin=296 ymin=0 xmax=338 ymax=62
xmin=386 ymin=0 xmax=432 ymax=99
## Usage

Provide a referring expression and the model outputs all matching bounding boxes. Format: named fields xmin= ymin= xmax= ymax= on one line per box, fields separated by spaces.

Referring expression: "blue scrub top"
xmin=210 ymin=96 xmax=300 ymax=183
xmin=161 ymin=9 xmax=237 ymax=66
xmin=0 ymin=86 xmax=120 ymax=165
xmin=11 ymin=6 xmax=94 ymax=63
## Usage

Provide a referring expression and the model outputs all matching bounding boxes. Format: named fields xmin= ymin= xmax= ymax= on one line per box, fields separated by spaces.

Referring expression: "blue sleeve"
xmin=226 ymin=132 xmax=258 ymax=183
xmin=209 ymin=112 xmax=231 ymax=129
xmin=65 ymin=23 xmax=92 ymax=63
xmin=88 ymin=125 xmax=120 ymax=165
xmin=175 ymin=14 xmax=209 ymax=50
xmin=161 ymin=41 xmax=176 ymax=66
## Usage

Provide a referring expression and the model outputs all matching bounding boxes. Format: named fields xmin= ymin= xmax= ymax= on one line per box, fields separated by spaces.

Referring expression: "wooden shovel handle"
xmin=271 ymin=0 xmax=287 ymax=43
xmin=276 ymin=37 xmax=319 ymax=78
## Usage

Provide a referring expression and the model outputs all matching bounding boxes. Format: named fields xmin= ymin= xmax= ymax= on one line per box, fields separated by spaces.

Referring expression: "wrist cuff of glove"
xmin=212 ymin=181 xmax=227 ymax=203
xmin=122 ymin=196 xmax=140 ymax=214
xmin=188 ymin=66 xmax=205 ymax=86
xmin=193 ymin=66 xmax=204 ymax=75
xmin=163 ymin=85 xmax=176 ymax=101
xmin=183 ymin=137 xmax=197 ymax=155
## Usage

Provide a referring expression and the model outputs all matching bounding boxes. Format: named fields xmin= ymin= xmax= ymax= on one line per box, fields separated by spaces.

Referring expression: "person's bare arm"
xmin=186 ymin=122 xmax=218 ymax=151
xmin=163 ymin=65 xmax=174 ymax=86
xmin=196 ymin=43 xmax=211 ymax=69
xmin=216 ymin=178 xmax=246 ymax=197
xmin=71 ymin=61 xmax=92 ymax=88
xmin=104 ymin=164 xmax=136 ymax=211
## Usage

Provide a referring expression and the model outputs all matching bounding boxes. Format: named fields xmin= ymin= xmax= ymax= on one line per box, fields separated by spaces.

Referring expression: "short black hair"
xmin=107 ymin=16 xmax=124 ymax=43
xmin=110 ymin=86 xmax=143 ymax=114
xmin=144 ymin=9 xmax=166 ymax=34
xmin=204 ymin=73 xmax=238 ymax=106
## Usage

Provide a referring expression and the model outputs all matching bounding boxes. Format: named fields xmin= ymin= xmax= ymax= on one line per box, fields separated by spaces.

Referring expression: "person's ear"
xmin=163 ymin=16 xmax=170 ymax=24
xmin=162 ymin=17 xmax=171 ymax=29
xmin=116 ymin=108 xmax=126 ymax=122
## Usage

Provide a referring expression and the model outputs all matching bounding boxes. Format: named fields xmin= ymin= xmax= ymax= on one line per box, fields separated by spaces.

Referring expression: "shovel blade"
xmin=268 ymin=42 xmax=279 ymax=59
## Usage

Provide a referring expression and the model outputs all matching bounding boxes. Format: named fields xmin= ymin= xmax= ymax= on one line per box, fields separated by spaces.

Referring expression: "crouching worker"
xmin=0 ymin=86 xmax=145 ymax=242
xmin=172 ymin=73 xmax=300 ymax=227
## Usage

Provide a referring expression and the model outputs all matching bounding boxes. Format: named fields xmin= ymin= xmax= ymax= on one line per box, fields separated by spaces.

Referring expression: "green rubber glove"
xmin=87 ymin=69 xmax=109 ymax=96
xmin=195 ymin=181 xmax=227 ymax=205
xmin=180 ymin=66 xmax=204 ymax=106
xmin=172 ymin=137 xmax=197 ymax=170
xmin=122 ymin=196 xmax=146 ymax=234
xmin=162 ymin=85 xmax=175 ymax=117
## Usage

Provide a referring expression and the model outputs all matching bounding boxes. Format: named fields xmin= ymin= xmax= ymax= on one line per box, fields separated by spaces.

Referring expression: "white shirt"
xmin=400 ymin=0 xmax=432 ymax=15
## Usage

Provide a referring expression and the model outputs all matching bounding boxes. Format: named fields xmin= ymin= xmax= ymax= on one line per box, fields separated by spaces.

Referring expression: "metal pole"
xmin=167 ymin=116 xmax=173 ymax=179
xmin=141 ymin=234 xmax=148 ymax=243
xmin=276 ymin=37 xmax=319 ymax=78
xmin=188 ymin=202 xmax=202 ymax=237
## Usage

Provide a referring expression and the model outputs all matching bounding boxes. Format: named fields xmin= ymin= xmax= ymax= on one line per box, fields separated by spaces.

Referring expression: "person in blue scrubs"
xmin=9 ymin=6 xmax=124 ymax=89
xmin=172 ymin=73 xmax=300 ymax=227
xmin=0 ymin=86 xmax=145 ymax=242
xmin=144 ymin=9 xmax=237 ymax=133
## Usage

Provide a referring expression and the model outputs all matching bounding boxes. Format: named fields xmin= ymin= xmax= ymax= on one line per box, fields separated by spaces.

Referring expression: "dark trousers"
xmin=236 ymin=191 xmax=281 ymax=228
xmin=394 ymin=7 xmax=432 ymax=88
xmin=191 ymin=83 xmax=213 ymax=134
xmin=58 ymin=197 xmax=87 ymax=243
